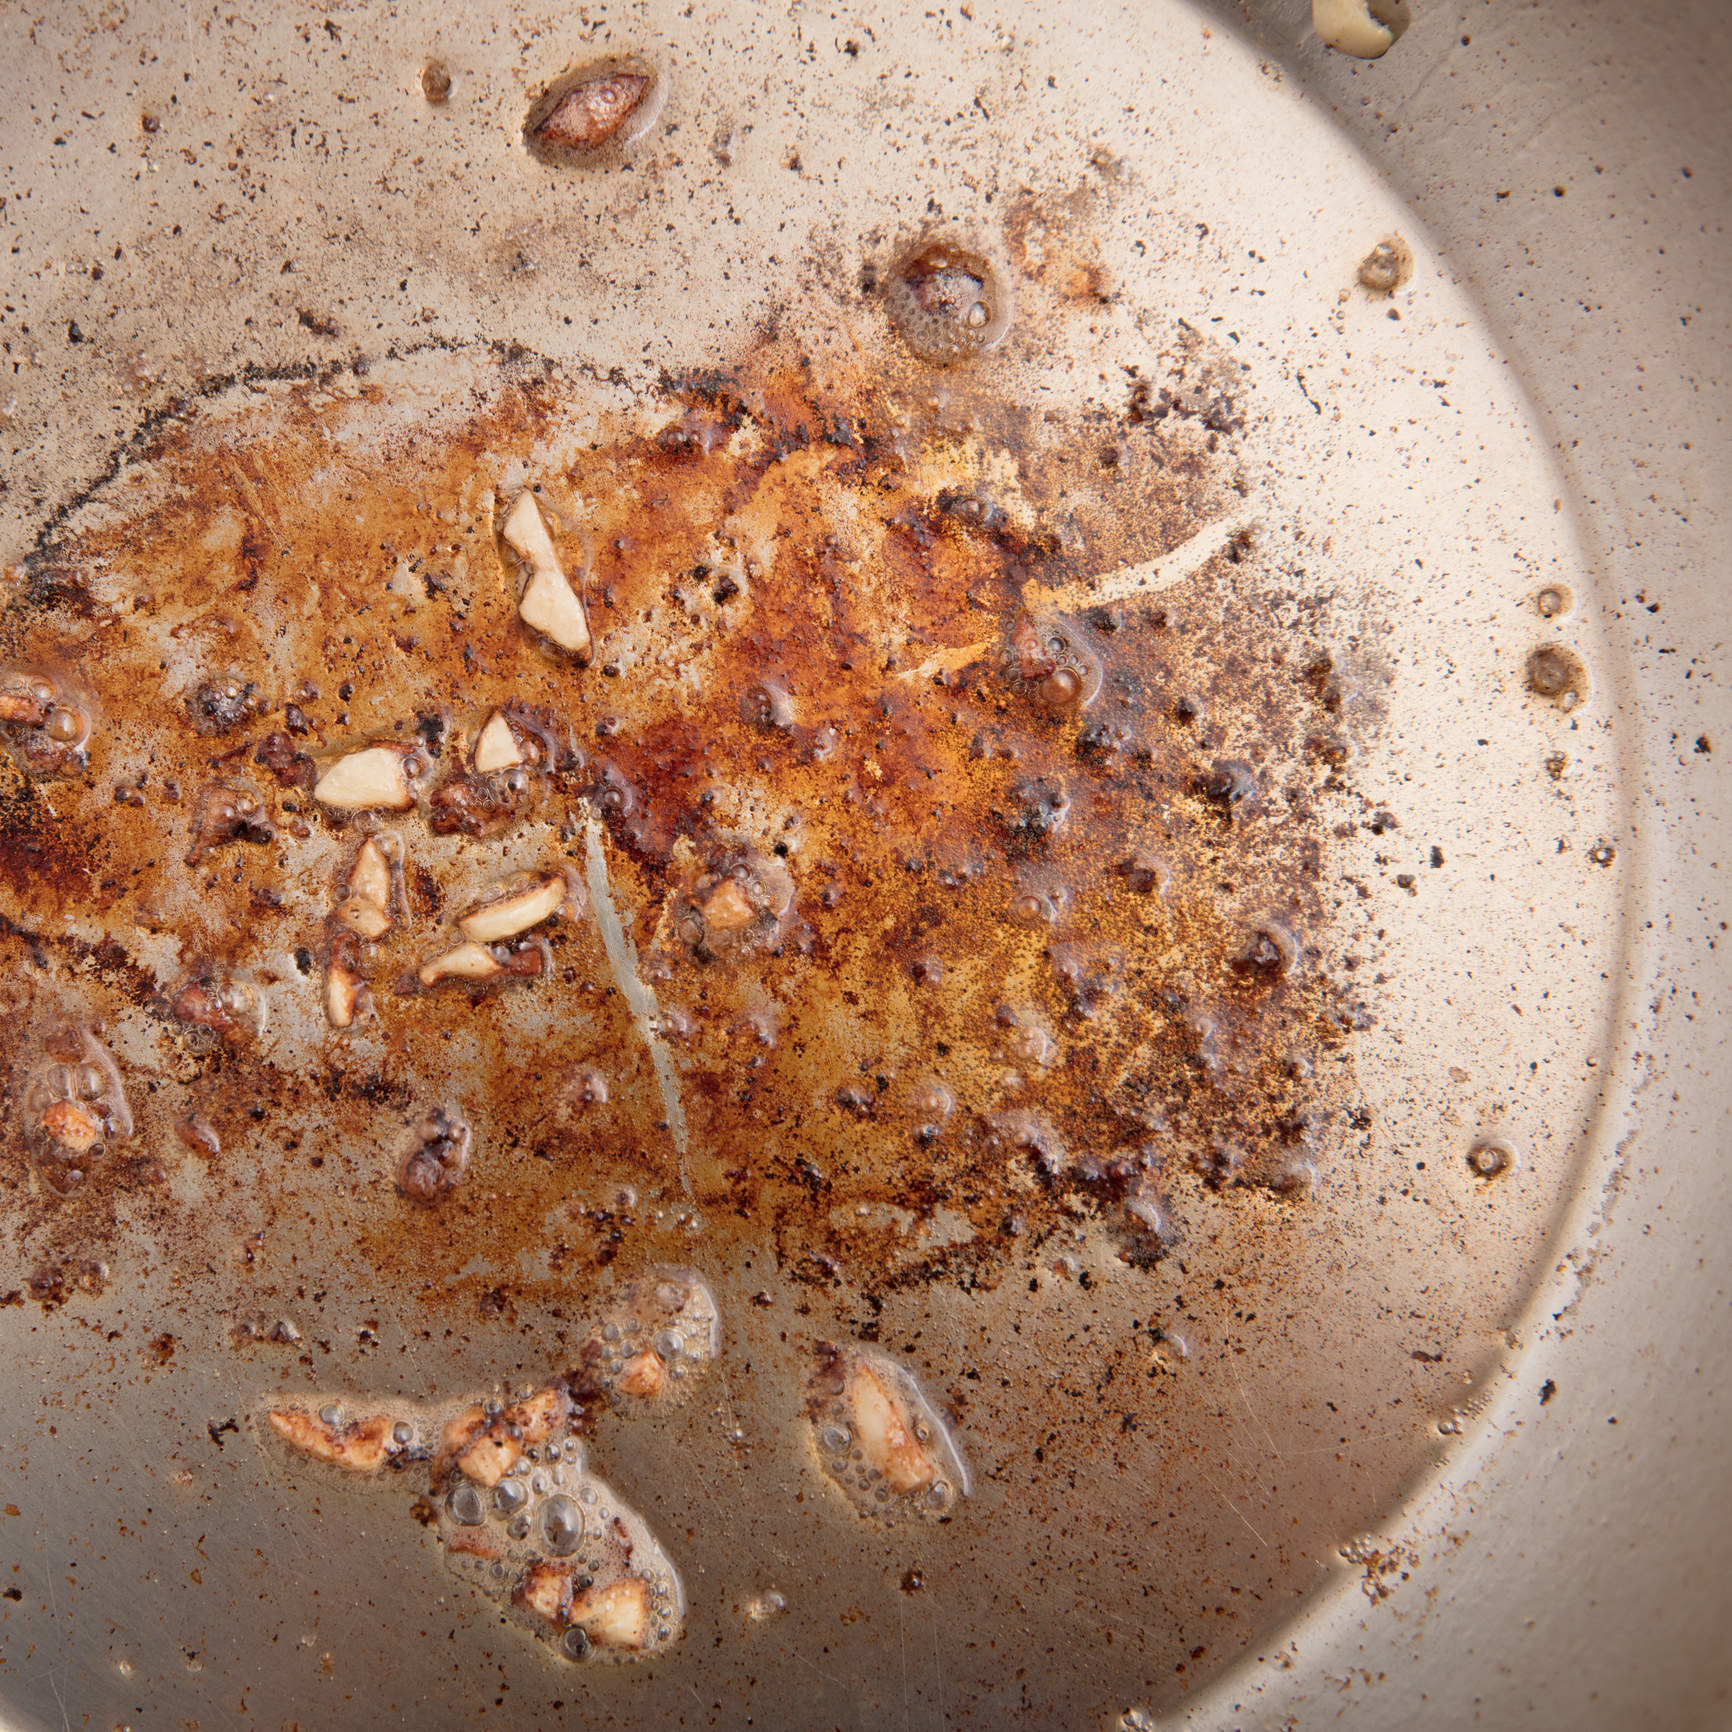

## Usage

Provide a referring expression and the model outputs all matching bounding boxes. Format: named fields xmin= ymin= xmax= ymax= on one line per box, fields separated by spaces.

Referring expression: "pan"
xmin=0 ymin=0 xmax=1725 ymax=1726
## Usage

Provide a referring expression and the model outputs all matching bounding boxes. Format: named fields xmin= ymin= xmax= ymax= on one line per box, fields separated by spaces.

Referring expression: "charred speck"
xmin=254 ymin=731 xmax=315 ymax=791
xmin=190 ymin=678 xmax=258 ymax=735
xmin=1001 ymin=776 xmax=1071 ymax=852
xmin=1198 ymin=758 xmax=1257 ymax=814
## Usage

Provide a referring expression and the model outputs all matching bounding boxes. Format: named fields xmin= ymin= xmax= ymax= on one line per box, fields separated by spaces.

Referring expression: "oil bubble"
xmin=1230 ymin=917 xmax=1298 ymax=980
xmin=1535 ymin=583 xmax=1574 ymax=619
xmin=0 ymin=669 xmax=93 ymax=777
xmin=885 ymin=235 xmax=1014 ymax=364
xmin=741 ymin=678 xmax=796 ymax=733
xmin=185 ymin=780 xmax=274 ymax=866
xmin=676 ymin=850 xmax=796 ymax=961
xmin=170 ymin=967 xmax=267 ymax=1043
xmin=1002 ymin=614 xmax=1104 ymax=712
xmin=188 ymin=674 xmax=259 ymax=736
xmin=449 ymin=1483 xmax=487 ymax=1525
xmin=396 ymin=1107 xmax=473 ymax=1206
xmin=1116 ymin=851 xmax=1172 ymax=896
xmin=745 ymin=1589 xmax=787 ymax=1622
xmin=1357 ymin=233 xmax=1413 ymax=294
xmin=538 ymin=1494 xmax=584 ymax=1555
xmin=1526 ymin=643 xmax=1590 ymax=711
xmin=1466 ymin=1137 xmax=1519 ymax=1180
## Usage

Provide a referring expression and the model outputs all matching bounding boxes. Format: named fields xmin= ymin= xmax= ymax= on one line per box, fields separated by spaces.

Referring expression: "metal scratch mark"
xmin=1199 ymin=1465 xmax=1272 ymax=1552
xmin=583 ymin=808 xmax=690 ymax=1190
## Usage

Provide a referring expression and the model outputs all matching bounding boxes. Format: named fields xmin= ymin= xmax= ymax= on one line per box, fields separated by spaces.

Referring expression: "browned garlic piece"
xmin=847 ymin=1357 xmax=937 ymax=1495
xmin=503 ymin=492 xmax=592 ymax=660
xmin=517 ymin=1561 xmax=573 ymax=1625
xmin=473 ymin=711 xmax=525 ymax=773
xmin=441 ymin=1385 xmax=572 ymax=1487
xmin=613 ymin=1349 xmax=666 ymax=1399
xmin=568 ymin=1578 xmax=653 ymax=1651
xmin=458 ymin=875 xmax=567 ymax=944
xmin=267 ymin=1407 xmax=402 ymax=1473
xmin=418 ymin=942 xmax=506 ymax=987
xmin=40 ymin=1099 xmax=103 ymax=1153
xmin=808 ymin=1342 xmax=969 ymax=1517
xmin=314 ymin=745 xmax=421 ymax=812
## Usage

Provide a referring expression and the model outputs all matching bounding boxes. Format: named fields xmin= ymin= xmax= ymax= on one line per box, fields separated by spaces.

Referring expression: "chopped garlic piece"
xmin=314 ymin=746 xmax=414 ymax=811
xmin=455 ymin=1425 xmax=521 ymax=1486
xmin=459 ymin=876 xmax=565 ymax=943
xmin=504 ymin=492 xmax=592 ymax=659
xmin=519 ymin=564 xmax=593 ymax=658
xmin=325 ymin=963 xmax=364 ymax=1028
xmin=518 ymin=1561 xmax=573 ymax=1626
xmin=339 ymin=901 xmax=392 ymax=941
xmin=336 ymin=835 xmax=396 ymax=938
xmin=41 ymin=1099 xmax=103 ymax=1153
xmin=847 ymin=1358 xmax=937 ymax=1495
xmin=614 ymin=1348 xmax=666 ymax=1399
xmin=568 ymin=1577 xmax=652 ymax=1650
xmin=1312 ymin=0 xmax=1405 ymax=57
xmin=702 ymin=878 xmax=759 ymax=933
xmin=473 ymin=711 xmax=525 ymax=772
xmin=418 ymin=942 xmax=505 ymax=986
xmin=267 ymin=1408 xmax=397 ymax=1473
xmin=349 ymin=836 xmax=391 ymax=907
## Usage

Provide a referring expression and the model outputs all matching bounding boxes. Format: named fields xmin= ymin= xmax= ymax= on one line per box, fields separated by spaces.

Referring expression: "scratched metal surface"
xmin=0 ymin=0 xmax=1628 ymax=1726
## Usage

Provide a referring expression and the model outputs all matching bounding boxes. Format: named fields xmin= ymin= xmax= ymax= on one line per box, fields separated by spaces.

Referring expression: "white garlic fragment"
xmin=473 ymin=710 xmax=525 ymax=773
xmin=1312 ymin=0 xmax=1409 ymax=57
xmin=314 ymin=746 xmax=417 ymax=812
xmin=418 ymin=942 xmax=506 ymax=987
xmin=503 ymin=491 xmax=592 ymax=660
xmin=458 ymin=875 xmax=566 ymax=944
xmin=335 ymin=835 xmax=397 ymax=939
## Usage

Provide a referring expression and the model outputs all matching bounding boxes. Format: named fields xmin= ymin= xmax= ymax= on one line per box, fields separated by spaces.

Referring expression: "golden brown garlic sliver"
xmin=847 ymin=1358 xmax=937 ymax=1496
xmin=473 ymin=711 xmax=525 ymax=773
xmin=266 ymin=1407 xmax=401 ymax=1474
xmin=518 ymin=1561 xmax=574 ymax=1627
xmin=325 ymin=960 xmax=366 ymax=1028
xmin=613 ymin=1348 xmax=666 ymax=1400
xmin=418 ymin=942 xmax=506 ymax=987
xmin=1312 ymin=0 xmax=1409 ymax=58
xmin=314 ymin=745 xmax=421 ymax=812
xmin=458 ymin=875 xmax=567 ymax=944
xmin=503 ymin=492 xmax=592 ymax=660
xmin=40 ymin=1099 xmax=103 ymax=1154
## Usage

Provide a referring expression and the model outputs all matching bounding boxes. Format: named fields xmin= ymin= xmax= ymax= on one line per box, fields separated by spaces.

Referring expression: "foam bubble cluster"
xmin=258 ymin=1266 xmax=718 ymax=1662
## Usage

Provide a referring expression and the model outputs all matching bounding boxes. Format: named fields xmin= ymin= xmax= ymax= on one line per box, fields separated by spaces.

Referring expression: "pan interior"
xmin=0 ymin=0 xmax=1622 ymax=1724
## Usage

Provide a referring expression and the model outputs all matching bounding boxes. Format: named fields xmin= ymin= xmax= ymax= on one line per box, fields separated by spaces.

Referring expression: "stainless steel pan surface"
xmin=0 ymin=1 xmax=1725 ymax=1726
